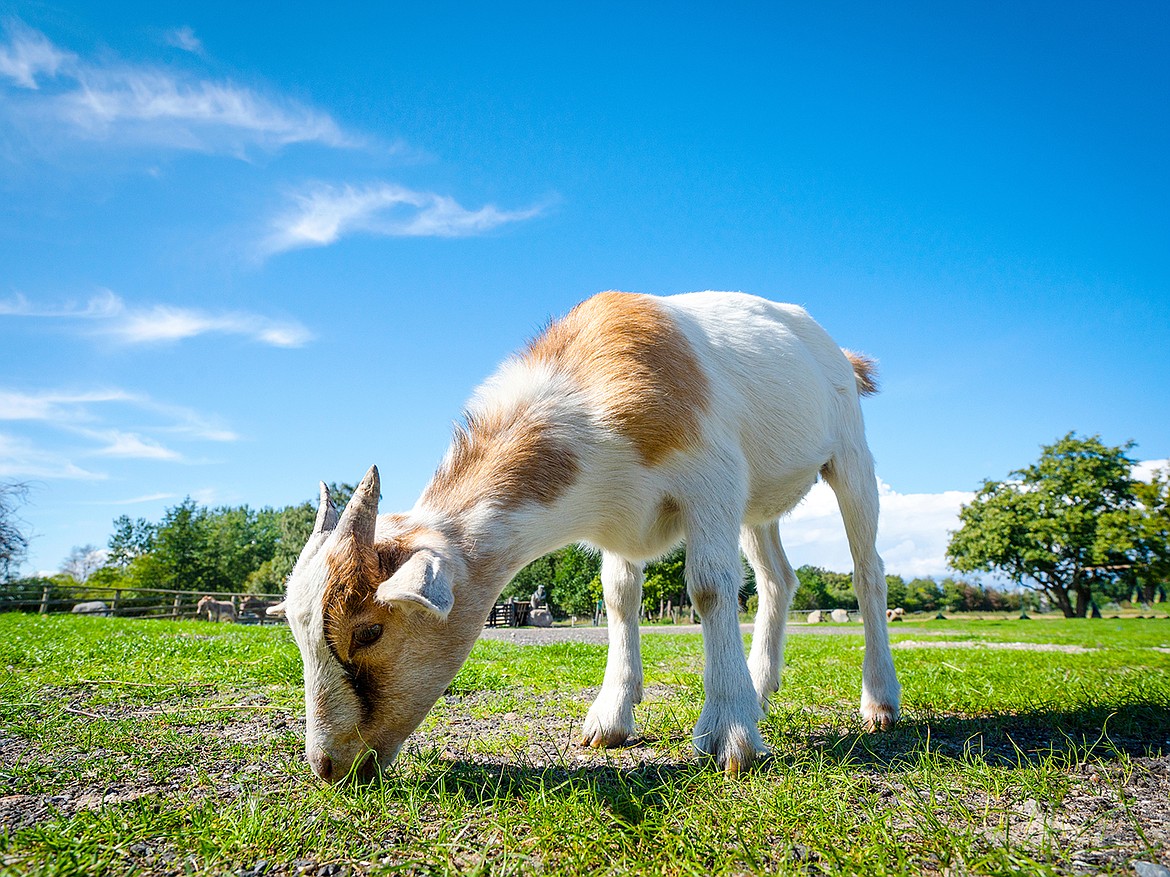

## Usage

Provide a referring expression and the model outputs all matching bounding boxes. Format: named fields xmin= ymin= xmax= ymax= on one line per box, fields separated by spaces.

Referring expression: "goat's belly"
xmin=744 ymin=470 xmax=819 ymax=525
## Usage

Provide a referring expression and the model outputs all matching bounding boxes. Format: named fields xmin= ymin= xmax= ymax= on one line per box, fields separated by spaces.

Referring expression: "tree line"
xmin=2 ymin=431 xmax=1165 ymax=619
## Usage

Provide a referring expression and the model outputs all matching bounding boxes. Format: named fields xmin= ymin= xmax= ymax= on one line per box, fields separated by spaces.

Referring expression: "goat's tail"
xmin=842 ymin=349 xmax=879 ymax=396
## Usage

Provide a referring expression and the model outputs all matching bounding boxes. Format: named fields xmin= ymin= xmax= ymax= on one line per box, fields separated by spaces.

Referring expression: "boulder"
xmin=830 ymin=608 xmax=850 ymax=624
xmin=528 ymin=608 xmax=554 ymax=628
xmin=71 ymin=600 xmax=110 ymax=616
xmin=806 ymin=610 xmax=823 ymax=624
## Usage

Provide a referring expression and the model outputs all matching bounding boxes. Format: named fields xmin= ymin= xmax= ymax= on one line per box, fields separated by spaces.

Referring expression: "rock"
xmin=528 ymin=608 xmax=553 ymax=628
xmin=830 ymin=608 xmax=850 ymax=623
xmin=806 ymin=610 xmax=823 ymax=624
xmin=71 ymin=601 xmax=110 ymax=616
xmin=1134 ymin=863 xmax=1170 ymax=877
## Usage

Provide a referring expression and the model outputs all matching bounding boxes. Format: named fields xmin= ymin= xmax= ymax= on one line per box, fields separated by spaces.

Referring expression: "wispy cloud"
xmin=103 ymin=492 xmax=177 ymax=505
xmin=263 ymin=182 xmax=547 ymax=255
xmin=0 ymin=19 xmax=70 ymax=89
xmin=0 ymin=387 xmax=236 ymax=441
xmin=0 ymin=19 xmax=355 ymax=155
xmin=0 ymin=388 xmax=132 ymax=421
xmin=163 ymin=26 xmax=203 ymax=55
xmin=0 ymin=432 xmax=105 ymax=480
xmin=0 ymin=289 xmax=312 ymax=348
xmin=0 ymin=386 xmax=236 ymax=477
xmin=84 ymin=429 xmax=182 ymax=461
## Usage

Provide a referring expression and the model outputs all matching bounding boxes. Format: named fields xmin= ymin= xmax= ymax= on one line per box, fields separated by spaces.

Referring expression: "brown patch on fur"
xmin=321 ymin=521 xmax=432 ymax=663
xmin=843 ymin=349 xmax=879 ymax=396
xmin=421 ymin=406 xmax=581 ymax=516
xmin=525 ymin=291 xmax=711 ymax=465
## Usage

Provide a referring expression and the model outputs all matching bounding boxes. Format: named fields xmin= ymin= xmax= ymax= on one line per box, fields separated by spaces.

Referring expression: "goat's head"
xmin=271 ymin=466 xmax=473 ymax=783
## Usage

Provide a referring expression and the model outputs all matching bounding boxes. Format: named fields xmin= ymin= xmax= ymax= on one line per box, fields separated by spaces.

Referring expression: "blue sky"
xmin=2 ymin=2 xmax=1167 ymax=579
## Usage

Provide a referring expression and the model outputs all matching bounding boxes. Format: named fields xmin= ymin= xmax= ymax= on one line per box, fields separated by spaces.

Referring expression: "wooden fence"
xmin=0 ymin=582 xmax=285 ymax=624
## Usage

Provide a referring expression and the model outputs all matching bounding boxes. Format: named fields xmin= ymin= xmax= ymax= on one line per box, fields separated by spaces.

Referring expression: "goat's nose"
xmin=309 ymin=750 xmax=333 ymax=782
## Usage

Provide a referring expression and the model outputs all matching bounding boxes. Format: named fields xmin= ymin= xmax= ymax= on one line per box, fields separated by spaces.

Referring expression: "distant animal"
xmin=886 ymin=607 xmax=905 ymax=621
xmin=269 ymin=291 xmax=900 ymax=781
xmin=71 ymin=600 xmax=110 ymax=616
xmin=196 ymin=595 xmax=237 ymax=623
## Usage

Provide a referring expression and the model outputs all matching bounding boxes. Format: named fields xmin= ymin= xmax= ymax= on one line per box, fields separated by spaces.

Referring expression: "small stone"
xmin=254 ymin=860 xmax=269 ymax=874
xmin=1134 ymin=863 xmax=1170 ymax=877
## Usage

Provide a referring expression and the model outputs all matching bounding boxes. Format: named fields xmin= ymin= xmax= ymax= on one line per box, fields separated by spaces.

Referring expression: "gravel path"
xmin=478 ymin=621 xmax=937 ymax=646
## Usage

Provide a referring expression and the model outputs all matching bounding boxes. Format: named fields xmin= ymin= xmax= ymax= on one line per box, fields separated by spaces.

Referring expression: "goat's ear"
xmin=373 ymin=551 xmax=453 ymax=621
xmin=265 ymin=601 xmax=287 ymax=618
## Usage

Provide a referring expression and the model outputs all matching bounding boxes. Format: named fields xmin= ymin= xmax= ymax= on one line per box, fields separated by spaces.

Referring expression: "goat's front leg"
xmin=581 ymin=553 xmax=643 ymax=748
xmin=688 ymin=524 xmax=766 ymax=772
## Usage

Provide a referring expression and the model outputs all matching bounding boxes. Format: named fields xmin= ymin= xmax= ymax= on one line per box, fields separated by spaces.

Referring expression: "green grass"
xmin=0 ymin=613 xmax=1168 ymax=876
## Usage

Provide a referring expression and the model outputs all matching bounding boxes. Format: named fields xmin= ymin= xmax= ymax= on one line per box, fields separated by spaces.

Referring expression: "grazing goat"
xmin=196 ymin=595 xmax=237 ymax=623
xmin=272 ymin=291 xmax=900 ymax=781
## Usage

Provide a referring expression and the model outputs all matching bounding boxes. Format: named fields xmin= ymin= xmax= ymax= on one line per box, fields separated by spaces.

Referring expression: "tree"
xmin=60 ymin=544 xmax=105 ymax=583
xmin=947 ymin=433 xmax=1144 ymax=618
xmin=107 ymin=515 xmax=157 ymax=569
xmin=1099 ymin=465 xmax=1170 ymax=605
xmin=1 ymin=481 xmax=30 ymax=582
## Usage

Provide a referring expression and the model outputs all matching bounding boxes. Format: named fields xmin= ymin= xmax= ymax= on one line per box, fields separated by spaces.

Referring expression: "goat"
xmin=271 ymin=291 xmax=900 ymax=780
xmin=196 ymin=595 xmax=237 ymax=623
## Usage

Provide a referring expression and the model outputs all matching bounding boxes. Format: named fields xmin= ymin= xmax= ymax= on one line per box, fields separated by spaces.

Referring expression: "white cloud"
xmin=163 ymin=27 xmax=202 ymax=55
xmin=0 ymin=19 xmax=71 ymax=89
xmin=0 ymin=432 xmax=104 ymax=480
xmin=0 ymin=20 xmax=354 ymax=154
xmin=1134 ymin=459 xmax=1168 ymax=482
xmin=0 ymin=387 xmax=237 ymax=479
xmin=780 ymin=477 xmax=975 ymax=579
xmin=102 ymin=492 xmax=177 ymax=505
xmin=263 ymin=182 xmax=546 ymax=255
xmin=106 ymin=303 xmax=312 ymax=347
xmin=0 ymin=388 xmax=132 ymax=421
xmin=0 ymin=290 xmax=312 ymax=348
xmin=84 ymin=429 xmax=181 ymax=461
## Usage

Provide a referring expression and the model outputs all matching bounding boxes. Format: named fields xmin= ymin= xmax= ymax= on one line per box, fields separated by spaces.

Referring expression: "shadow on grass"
xmin=370 ymin=697 xmax=1170 ymax=822
xmin=784 ymin=697 xmax=1170 ymax=770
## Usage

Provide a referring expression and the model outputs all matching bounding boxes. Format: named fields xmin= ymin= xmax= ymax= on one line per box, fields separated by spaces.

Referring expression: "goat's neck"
xmin=418 ymin=499 xmax=580 ymax=618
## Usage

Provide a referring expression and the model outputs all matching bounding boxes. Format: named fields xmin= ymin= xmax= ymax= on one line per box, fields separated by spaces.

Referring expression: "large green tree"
xmin=947 ymin=433 xmax=1146 ymax=617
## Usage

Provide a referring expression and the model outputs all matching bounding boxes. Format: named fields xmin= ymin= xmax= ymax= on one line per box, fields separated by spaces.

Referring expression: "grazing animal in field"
xmin=271 ymin=291 xmax=900 ymax=781
xmin=196 ymin=595 xmax=237 ymax=623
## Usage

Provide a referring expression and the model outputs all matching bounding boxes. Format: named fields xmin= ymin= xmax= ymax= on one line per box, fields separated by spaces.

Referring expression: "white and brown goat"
xmin=271 ymin=291 xmax=900 ymax=780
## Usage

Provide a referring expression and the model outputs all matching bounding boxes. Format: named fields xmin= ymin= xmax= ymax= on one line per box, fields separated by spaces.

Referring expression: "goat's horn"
xmin=313 ymin=481 xmax=339 ymax=534
xmin=336 ymin=465 xmax=380 ymax=545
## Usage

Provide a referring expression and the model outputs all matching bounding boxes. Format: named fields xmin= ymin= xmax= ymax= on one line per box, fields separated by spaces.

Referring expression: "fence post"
xmin=172 ymin=594 xmax=182 ymax=620
xmin=39 ymin=585 xmax=51 ymax=615
xmin=112 ymin=589 xmax=122 ymax=615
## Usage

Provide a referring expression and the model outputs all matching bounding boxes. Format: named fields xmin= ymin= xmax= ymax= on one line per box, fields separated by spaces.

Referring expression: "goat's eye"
xmin=352 ymin=623 xmax=383 ymax=648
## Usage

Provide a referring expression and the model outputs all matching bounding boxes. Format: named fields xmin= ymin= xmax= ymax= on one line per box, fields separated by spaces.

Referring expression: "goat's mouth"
xmin=320 ymin=742 xmax=402 ymax=785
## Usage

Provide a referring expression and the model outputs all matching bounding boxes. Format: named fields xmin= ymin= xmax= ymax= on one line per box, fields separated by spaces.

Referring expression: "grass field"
xmin=1 ymin=613 xmax=1168 ymax=876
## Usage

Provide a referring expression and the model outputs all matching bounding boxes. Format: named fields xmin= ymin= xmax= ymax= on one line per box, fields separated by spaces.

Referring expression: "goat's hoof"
xmin=861 ymin=703 xmax=899 ymax=732
xmin=693 ymin=715 xmax=766 ymax=774
xmin=581 ymin=693 xmax=635 ymax=749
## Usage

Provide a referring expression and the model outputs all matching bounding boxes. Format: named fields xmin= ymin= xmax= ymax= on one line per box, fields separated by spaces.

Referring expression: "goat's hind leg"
xmin=822 ymin=448 xmax=901 ymax=730
xmin=582 ymin=553 xmax=643 ymax=748
xmin=741 ymin=522 xmax=799 ymax=709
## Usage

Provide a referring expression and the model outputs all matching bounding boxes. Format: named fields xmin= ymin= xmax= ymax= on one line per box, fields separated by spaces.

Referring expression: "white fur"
xmin=283 ymin=291 xmax=901 ymax=778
